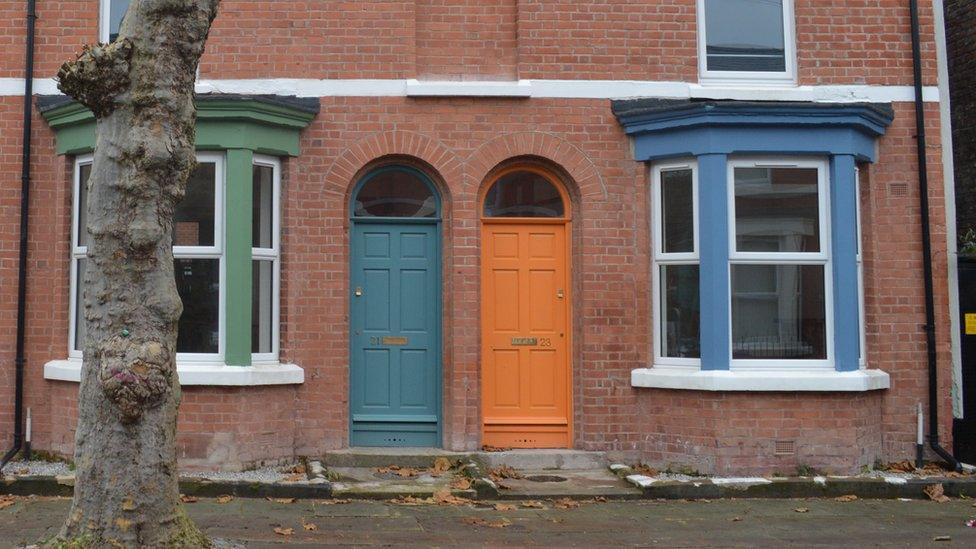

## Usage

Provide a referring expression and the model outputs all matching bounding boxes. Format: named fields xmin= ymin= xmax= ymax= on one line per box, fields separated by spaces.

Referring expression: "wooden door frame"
xmin=478 ymin=165 xmax=574 ymax=448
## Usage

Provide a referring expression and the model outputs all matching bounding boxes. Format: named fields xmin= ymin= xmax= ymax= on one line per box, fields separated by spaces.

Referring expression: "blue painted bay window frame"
xmin=617 ymin=100 xmax=894 ymax=384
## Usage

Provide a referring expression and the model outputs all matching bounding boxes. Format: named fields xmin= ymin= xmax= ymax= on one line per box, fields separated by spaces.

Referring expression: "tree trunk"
xmin=53 ymin=1 xmax=220 ymax=546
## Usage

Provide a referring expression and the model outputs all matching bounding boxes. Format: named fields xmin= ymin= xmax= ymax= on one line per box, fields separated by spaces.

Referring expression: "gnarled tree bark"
xmin=53 ymin=1 xmax=220 ymax=546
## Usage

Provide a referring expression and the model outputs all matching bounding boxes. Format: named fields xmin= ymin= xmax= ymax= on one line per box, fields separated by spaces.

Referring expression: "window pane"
xmin=734 ymin=167 xmax=820 ymax=253
xmin=660 ymin=265 xmax=700 ymax=358
xmin=661 ymin=169 xmax=694 ymax=254
xmin=77 ymin=163 xmax=91 ymax=248
xmin=175 ymin=258 xmax=219 ymax=354
xmin=109 ymin=0 xmax=131 ymax=42
xmin=252 ymin=260 xmax=274 ymax=354
xmin=253 ymin=165 xmax=274 ymax=249
xmin=484 ymin=170 xmax=565 ymax=218
xmin=731 ymin=264 xmax=826 ymax=360
xmin=173 ymin=162 xmax=216 ymax=247
xmin=704 ymin=0 xmax=786 ymax=72
xmin=354 ymin=168 xmax=437 ymax=218
xmin=74 ymin=258 xmax=87 ymax=352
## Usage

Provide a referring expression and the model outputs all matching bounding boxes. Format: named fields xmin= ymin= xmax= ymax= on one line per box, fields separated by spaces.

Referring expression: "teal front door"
xmin=350 ymin=222 xmax=441 ymax=446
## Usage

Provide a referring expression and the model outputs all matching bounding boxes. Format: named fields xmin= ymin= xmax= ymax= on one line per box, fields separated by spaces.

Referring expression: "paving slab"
xmin=323 ymin=447 xmax=473 ymax=469
xmin=476 ymin=449 xmax=607 ymax=471
xmin=493 ymin=468 xmax=640 ymax=499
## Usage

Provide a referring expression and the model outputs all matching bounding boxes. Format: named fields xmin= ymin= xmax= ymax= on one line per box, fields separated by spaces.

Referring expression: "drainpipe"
xmin=0 ymin=0 xmax=36 ymax=476
xmin=909 ymin=0 xmax=962 ymax=472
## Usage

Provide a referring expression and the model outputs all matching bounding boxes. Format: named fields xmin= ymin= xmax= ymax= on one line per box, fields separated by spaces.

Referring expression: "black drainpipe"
xmin=909 ymin=0 xmax=962 ymax=472
xmin=0 ymin=0 xmax=36 ymax=476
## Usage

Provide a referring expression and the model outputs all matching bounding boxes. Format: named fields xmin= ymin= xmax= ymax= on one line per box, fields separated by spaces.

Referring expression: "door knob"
xmin=557 ymin=289 xmax=564 ymax=300
xmin=354 ymin=287 xmax=363 ymax=297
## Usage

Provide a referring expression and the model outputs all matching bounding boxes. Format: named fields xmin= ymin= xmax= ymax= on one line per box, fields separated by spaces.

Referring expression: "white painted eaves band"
xmin=0 ymin=78 xmax=941 ymax=102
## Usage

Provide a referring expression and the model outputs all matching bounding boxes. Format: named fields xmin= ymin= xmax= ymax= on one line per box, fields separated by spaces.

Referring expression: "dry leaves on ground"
xmin=924 ymin=484 xmax=951 ymax=503
xmin=431 ymin=457 xmax=453 ymax=477
xmin=553 ymin=498 xmax=580 ymax=509
xmin=494 ymin=503 xmax=517 ymax=511
xmin=451 ymin=476 xmax=472 ymax=490
xmin=302 ymin=520 xmax=318 ymax=531
xmin=376 ymin=465 xmax=423 ymax=478
xmin=267 ymin=497 xmax=296 ymax=504
xmin=793 ymin=507 xmax=809 ymax=513
xmin=284 ymin=473 xmax=306 ymax=482
xmin=521 ymin=500 xmax=546 ymax=509
xmin=481 ymin=445 xmax=511 ymax=452
xmin=433 ymin=489 xmax=472 ymax=506
xmin=633 ymin=464 xmax=659 ymax=477
xmin=179 ymin=495 xmax=198 ymax=504
xmin=216 ymin=495 xmax=234 ymax=504
xmin=488 ymin=465 xmax=523 ymax=484
xmin=283 ymin=463 xmax=307 ymax=475
xmin=883 ymin=460 xmax=916 ymax=473
xmin=834 ymin=495 xmax=858 ymax=502
xmin=273 ymin=527 xmax=294 ymax=536
xmin=391 ymin=495 xmax=430 ymax=506
xmin=461 ymin=517 xmax=512 ymax=528
xmin=0 ymin=496 xmax=16 ymax=511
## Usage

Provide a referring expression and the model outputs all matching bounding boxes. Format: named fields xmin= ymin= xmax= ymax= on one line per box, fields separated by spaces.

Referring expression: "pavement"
xmin=2 ymin=496 xmax=976 ymax=547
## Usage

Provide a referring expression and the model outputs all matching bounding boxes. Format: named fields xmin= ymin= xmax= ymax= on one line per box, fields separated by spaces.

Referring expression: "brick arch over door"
xmin=323 ymin=130 xmax=464 ymax=200
xmin=465 ymin=132 xmax=607 ymax=202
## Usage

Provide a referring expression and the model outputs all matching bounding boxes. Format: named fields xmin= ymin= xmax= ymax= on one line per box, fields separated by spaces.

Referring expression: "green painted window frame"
xmin=46 ymin=96 xmax=316 ymax=367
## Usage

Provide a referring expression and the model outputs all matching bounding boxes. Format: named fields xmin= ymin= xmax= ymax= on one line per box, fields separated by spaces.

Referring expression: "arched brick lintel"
xmin=465 ymin=132 xmax=608 ymax=201
xmin=322 ymin=130 xmax=464 ymax=198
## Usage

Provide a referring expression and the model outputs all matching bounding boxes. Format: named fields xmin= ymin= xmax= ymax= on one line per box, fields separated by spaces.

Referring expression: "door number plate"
xmin=370 ymin=336 xmax=409 ymax=345
xmin=511 ymin=337 xmax=538 ymax=346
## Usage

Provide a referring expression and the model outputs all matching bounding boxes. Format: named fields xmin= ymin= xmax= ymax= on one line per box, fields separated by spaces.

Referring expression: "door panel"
xmin=482 ymin=223 xmax=570 ymax=448
xmin=351 ymin=223 xmax=440 ymax=447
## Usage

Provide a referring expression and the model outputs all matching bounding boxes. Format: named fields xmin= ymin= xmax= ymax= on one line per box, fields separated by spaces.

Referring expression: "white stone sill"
xmin=631 ymin=367 xmax=890 ymax=392
xmin=405 ymin=79 xmax=533 ymax=97
xmin=44 ymin=359 xmax=304 ymax=387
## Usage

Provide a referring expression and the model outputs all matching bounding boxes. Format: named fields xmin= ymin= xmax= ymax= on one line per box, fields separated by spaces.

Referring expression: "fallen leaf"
xmin=634 ymin=464 xmax=659 ymax=477
xmin=283 ymin=463 xmax=307 ymax=475
xmin=274 ymin=527 xmax=294 ymax=536
xmin=553 ymin=498 xmax=580 ymax=509
xmin=431 ymin=457 xmax=453 ymax=477
xmin=392 ymin=495 xmax=431 ymax=506
xmin=0 ymin=497 xmax=16 ymax=511
xmin=521 ymin=500 xmax=545 ymax=509
xmin=266 ymin=497 xmax=296 ymax=504
xmin=933 ymin=535 xmax=951 ymax=542
xmin=121 ymin=498 xmax=136 ymax=511
xmin=433 ymin=489 xmax=471 ymax=506
xmin=794 ymin=507 xmax=809 ymax=513
xmin=481 ymin=445 xmax=511 ymax=452
xmin=179 ymin=495 xmax=198 ymax=504
xmin=924 ymin=484 xmax=951 ymax=503
xmin=284 ymin=473 xmax=306 ymax=482
xmin=592 ymin=496 xmax=608 ymax=503
xmin=217 ymin=495 xmax=234 ymax=504
xmin=834 ymin=495 xmax=858 ymax=502
xmin=488 ymin=465 xmax=523 ymax=484
xmin=884 ymin=460 xmax=916 ymax=473
xmin=451 ymin=476 xmax=472 ymax=490
xmin=494 ymin=503 xmax=517 ymax=511
xmin=302 ymin=521 xmax=318 ymax=531
xmin=461 ymin=517 xmax=510 ymax=528
xmin=318 ymin=499 xmax=351 ymax=505
xmin=731 ymin=517 xmax=743 ymax=522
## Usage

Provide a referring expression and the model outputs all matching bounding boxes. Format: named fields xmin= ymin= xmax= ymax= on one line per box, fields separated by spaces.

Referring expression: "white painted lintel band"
xmin=0 ymin=78 xmax=941 ymax=103
xmin=44 ymin=359 xmax=304 ymax=386
xmin=631 ymin=367 xmax=890 ymax=392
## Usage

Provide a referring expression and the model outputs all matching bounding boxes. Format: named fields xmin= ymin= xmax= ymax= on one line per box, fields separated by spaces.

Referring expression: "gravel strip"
xmin=1 ymin=460 xmax=72 ymax=477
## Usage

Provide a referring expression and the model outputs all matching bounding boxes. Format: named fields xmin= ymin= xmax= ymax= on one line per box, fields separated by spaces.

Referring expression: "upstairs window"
xmin=100 ymin=0 xmax=131 ymax=43
xmin=697 ymin=0 xmax=796 ymax=84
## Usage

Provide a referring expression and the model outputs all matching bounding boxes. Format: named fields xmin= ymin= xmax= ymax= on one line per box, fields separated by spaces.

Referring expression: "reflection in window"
xmin=661 ymin=265 xmax=700 ymax=358
xmin=662 ymin=169 xmax=694 ymax=254
xmin=107 ymin=0 xmax=131 ymax=42
xmin=734 ymin=167 xmax=819 ymax=253
xmin=704 ymin=0 xmax=786 ymax=73
xmin=731 ymin=264 xmax=826 ymax=360
xmin=74 ymin=258 xmax=87 ymax=351
xmin=484 ymin=170 xmax=565 ymax=218
xmin=174 ymin=163 xmax=216 ymax=247
xmin=175 ymin=258 xmax=220 ymax=354
xmin=252 ymin=260 xmax=273 ymax=354
xmin=354 ymin=168 xmax=437 ymax=218
xmin=253 ymin=165 xmax=274 ymax=248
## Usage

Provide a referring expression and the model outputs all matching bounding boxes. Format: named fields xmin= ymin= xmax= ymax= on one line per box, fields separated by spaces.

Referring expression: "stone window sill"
xmin=631 ymin=367 xmax=890 ymax=392
xmin=44 ymin=359 xmax=304 ymax=387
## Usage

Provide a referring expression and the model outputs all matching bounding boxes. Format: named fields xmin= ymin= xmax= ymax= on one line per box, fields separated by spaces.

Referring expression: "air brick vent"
xmin=774 ymin=440 xmax=796 ymax=456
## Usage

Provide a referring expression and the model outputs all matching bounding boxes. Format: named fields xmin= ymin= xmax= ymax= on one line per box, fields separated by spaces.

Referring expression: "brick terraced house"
xmin=0 ymin=0 xmax=967 ymax=474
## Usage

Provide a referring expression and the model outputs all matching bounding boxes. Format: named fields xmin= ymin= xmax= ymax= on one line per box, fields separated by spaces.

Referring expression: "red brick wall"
xmin=416 ymin=0 xmax=518 ymax=80
xmin=0 ymin=2 xmax=956 ymax=475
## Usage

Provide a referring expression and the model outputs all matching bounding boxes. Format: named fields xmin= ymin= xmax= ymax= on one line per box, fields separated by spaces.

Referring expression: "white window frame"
xmin=70 ymin=152 xmax=227 ymax=364
xmin=251 ymin=155 xmax=281 ymax=364
xmin=652 ymin=161 xmax=700 ymax=369
xmin=727 ymin=157 xmax=833 ymax=371
xmin=696 ymin=0 xmax=798 ymax=86
xmin=856 ymin=167 xmax=866 ymax=368
xmin=99 ymin=0 xmax=125 ymax=43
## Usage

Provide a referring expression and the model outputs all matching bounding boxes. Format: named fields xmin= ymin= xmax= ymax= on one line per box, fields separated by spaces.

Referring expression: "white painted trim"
xmin=44 ymin=359 xmax=304 ymax=386
xmin=933 ymin=0 xmax=964 ymax=419
xmin=631 ymin=367 xmax=890 ymax=392
xmin=251 ymin=155 xmax=281 ymax=362
xmin=406 ymin=79 xmax=532 ymax=97
xmin=0 ymin=78 xmax=941 ymax=102
xmin=696 ymin=0 xmax=798 ymax=86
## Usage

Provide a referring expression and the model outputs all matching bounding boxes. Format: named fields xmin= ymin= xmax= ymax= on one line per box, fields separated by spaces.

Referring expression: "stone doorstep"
xmin=323 ymin=448 xmax=608 ymax=471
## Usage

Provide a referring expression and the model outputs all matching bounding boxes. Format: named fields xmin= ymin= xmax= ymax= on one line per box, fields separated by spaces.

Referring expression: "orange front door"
xmin=481 ymin=221 xmax=571 ymax=448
